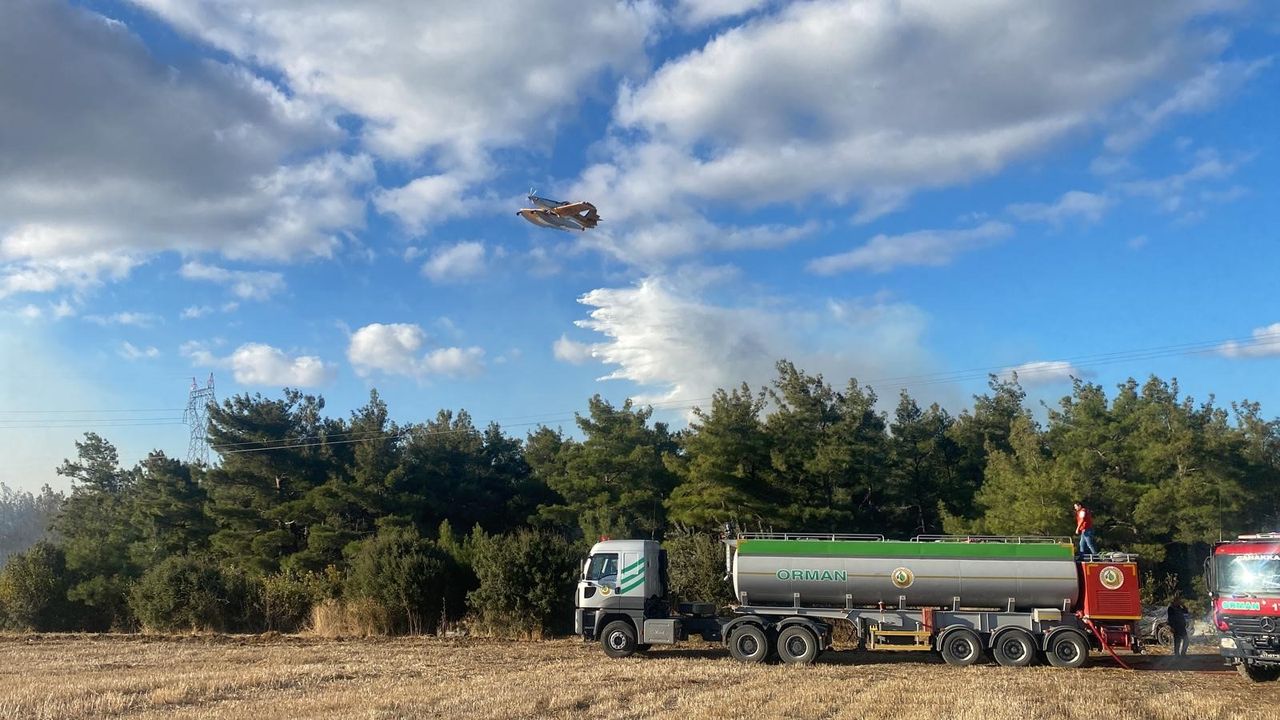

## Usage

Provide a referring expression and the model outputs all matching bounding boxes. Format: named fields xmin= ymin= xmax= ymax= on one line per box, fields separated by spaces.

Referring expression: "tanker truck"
xmin=1208 ymin=533 xmax=1280 ymax=682
xmin=575 ymin=531 xmax=1142 ymax=668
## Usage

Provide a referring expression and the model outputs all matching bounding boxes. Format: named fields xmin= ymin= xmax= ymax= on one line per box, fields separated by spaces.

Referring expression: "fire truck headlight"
xmin=1220 ymin=637 xmax=1237 ymax=649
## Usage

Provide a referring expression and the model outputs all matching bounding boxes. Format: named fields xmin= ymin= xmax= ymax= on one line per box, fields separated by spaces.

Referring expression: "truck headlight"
xmin=1220 ymin=637 xmax=1237 ymax=649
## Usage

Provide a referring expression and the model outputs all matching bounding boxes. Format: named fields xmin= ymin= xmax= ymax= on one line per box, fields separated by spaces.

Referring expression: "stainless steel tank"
xmin=731 ymin=536 xmax=1080 ymax=611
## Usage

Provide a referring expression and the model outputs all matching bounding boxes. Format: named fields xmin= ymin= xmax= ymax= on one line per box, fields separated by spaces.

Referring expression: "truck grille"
xmin=1227 ymin=616 xmax=1276 ymax=634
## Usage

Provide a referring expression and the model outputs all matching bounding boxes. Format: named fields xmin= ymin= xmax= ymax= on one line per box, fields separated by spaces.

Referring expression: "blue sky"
xmin=3 ymin=0 xmax=1279 ymax=492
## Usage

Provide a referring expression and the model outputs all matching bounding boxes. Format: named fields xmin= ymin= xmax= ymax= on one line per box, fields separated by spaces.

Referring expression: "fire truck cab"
xmin=1209 ymin=533 xmax=1280 ymax=682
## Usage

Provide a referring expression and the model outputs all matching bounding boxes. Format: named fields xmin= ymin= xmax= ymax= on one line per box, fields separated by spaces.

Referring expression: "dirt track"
xmin=0 ymin=634 xmax=1275 ymax=719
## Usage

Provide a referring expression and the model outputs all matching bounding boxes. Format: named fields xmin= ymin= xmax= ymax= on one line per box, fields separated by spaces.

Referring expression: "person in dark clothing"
xmin=1168 ymin=595 xmax=1191 ymax=657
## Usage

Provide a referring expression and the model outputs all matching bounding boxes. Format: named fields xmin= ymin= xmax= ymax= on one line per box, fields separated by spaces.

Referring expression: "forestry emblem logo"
xmin=891 ymin=567 xmax=914 ymax=589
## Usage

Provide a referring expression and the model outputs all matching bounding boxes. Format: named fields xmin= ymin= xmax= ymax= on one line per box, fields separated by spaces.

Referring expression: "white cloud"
xmin=570 ymin=275 xmax=932 ymax=405
xmin=179 ymin=340 xmax=216 ymax=366
xmin=182 ymin=340 xmax=333 ymax=386
xmin=421 ymin=242 xmax=489 ymax=283
xmin=181 ymin=305 xmax=213 ymax=319
xmin=132 ymin=0 xmax=660 ymax=177
xmin=553 ymin=335 xmax=596 ymax=365
xmin=1121 ymin=149 xmax=1241 ymax=213
xmin=1105 ymin=59 xmax=1271 ymax=153
xmin=574 ymin=0 xmax=1237 ymax=266
xmin=374 ymin=174 xmax=473 ymax=234
xmin=1 ymin=251 xmax=141 ymax=299
xmin=1002 ymin=360 xmax=1081 ymax=385
xmin=1218 ymin=324 xmax=1280 ymax=359
xmin=808 ymin=221 xmax=1013 ymax=275
xmin=179 ymin=261 xmax=285 ymax=301
xmin=0 ymin=2 xmax=369 ymax=297
xmin=84 ymin=311 xmax=159 ymax=327
xmin=16 ymin=305 xmax=42 ymax=320
xmin=50 ymin=300 xmax=75 ymax=319
xmin=347 ymin=323 xmax=485 ymax=379
xmin=119 ymin=341 xmax=160 ymax=360
xmin=421 ymin=347 xmax=486 ymax=378
xmin=156 ymin=0 xmax=666 ymax=235
xmin=1008 ymin=191 xmax=1111 ymax=225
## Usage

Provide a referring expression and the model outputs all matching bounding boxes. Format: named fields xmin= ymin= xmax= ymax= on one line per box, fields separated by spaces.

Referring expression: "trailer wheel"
xmin=1045 ymin=631 xmax=1088 ymax=669
xmin=992 ymin=630 xmax=1036 ymax=668
xmin=600 ymin=620 xmax=637 ymax=659
xmin=939 ymin=628 xmax=983 ymax=667
xmin=728 ymin=625 xmax=770 ymax=664
xmin=1155 ymin=624 xmax=1173 ymax=646
xmin=777 ymin=626 xmax=819 ymax=665
xmin=1237 ymin=662 xmax=1280 ymax=682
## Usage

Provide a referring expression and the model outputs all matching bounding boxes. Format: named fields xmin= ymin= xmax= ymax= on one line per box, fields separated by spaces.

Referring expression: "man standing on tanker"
xmin=1073 ymin=501 xmax=1098 ymax=555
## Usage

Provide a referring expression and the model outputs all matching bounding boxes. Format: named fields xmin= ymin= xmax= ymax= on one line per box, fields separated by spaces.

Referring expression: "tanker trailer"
xmin=574 ymin=532 xmax=1141 ymax=669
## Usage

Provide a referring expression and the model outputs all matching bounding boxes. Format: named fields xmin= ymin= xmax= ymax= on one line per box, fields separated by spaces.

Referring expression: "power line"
xmin=0 ymin=407 xmax=184 ymax=415
xmin=0 ymin=417 xmax=186 ymax=427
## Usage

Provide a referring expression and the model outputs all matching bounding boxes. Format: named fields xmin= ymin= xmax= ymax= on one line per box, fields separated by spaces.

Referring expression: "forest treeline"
xmin=1 ymin=360 xmax=1278 ymax=634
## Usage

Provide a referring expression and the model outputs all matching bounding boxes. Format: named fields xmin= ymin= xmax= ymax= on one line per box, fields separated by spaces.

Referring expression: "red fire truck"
xmin=1208 ymin=533 xmax=1280 ymax=682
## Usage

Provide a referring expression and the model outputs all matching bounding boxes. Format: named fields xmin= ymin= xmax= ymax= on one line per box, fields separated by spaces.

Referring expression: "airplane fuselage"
xmin=517 ymin=208 xmax=587 ymax=231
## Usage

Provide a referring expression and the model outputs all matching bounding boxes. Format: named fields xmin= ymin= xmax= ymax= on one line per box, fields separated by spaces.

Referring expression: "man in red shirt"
xmin=1073 ymin=501 xmax=1098 ymax=555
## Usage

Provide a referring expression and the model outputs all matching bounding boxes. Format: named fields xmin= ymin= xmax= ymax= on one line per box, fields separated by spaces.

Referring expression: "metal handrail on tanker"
xmin=734 ymin=532 xmax=886 ymax=542
xmin=910 ymin=534 xmax=1072 ymax=544
xmin=1079 ymin=552 xmax=1138 ymax=562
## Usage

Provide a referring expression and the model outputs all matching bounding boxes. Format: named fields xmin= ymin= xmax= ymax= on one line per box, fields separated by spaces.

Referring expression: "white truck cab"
xmin=576 ymin=539 xmax=662 ymax=613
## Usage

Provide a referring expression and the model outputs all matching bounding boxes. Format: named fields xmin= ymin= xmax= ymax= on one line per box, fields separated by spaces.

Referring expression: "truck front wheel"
xmin=600 ymin=620 xmax=637 ymax=658
xmin=777 ymin=626 xmax=819 ymax=665
xmin=1238 ymin=662 xmax=1280 ymax=682
xmin=728 ymin=625 xmax=770 ymax=664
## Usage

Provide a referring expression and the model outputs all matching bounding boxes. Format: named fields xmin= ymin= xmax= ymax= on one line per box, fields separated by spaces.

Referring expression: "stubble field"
xmin=0 ymin=634 xmax=1275 ymax=720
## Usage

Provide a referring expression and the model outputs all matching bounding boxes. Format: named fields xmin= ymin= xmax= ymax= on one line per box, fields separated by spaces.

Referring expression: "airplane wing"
xmin=550 ymin=201 xmax=597 ymax=217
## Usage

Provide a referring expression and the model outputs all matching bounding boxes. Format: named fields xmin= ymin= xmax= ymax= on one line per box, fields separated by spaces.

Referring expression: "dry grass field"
xmin=0 ymin=634 xmax=1276 ymax=720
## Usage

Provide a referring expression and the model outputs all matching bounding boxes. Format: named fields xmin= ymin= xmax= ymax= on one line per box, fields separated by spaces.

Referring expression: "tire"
xmin=939 ymin=628 xmax=984 ymax=667
xmin=992 ymin=630 xmax=1036 ymax=668
xmin=1045 ymin=631 xmax=1089 ymax=669
xmin=600 ymin=620 xmax=637 ymax=659
xmin=1155 ymin=624 xmax=1173 ymax=646
xmin=1237 ymin=662 xmax=1280 ymax=682
xmin=728 ymin=624 xmax=770 ymax=664
xmin=776 ymin=626 xmax=819 ymax=665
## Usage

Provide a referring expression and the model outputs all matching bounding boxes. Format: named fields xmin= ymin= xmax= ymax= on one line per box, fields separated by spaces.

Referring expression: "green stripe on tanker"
xmin=737 ymin=539 xmax=1074 ymax=560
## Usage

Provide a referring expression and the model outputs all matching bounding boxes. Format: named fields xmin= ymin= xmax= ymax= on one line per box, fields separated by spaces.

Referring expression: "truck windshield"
xmin=587 ymin=553 xmax=618 ymax=583
xmin=1217 ymin=555 xmax=1280 ymax=593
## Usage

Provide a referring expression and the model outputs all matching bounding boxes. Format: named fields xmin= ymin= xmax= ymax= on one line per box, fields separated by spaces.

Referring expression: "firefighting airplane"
xmin=516 ymin=191 xmax=601 ymax=232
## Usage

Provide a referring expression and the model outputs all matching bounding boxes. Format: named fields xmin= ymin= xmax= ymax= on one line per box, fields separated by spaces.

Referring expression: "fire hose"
xmin=1083 ymin=618 xmax=1133 ymax=670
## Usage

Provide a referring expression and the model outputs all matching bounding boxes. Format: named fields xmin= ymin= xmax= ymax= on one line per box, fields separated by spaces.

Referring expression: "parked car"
xmin=1140 ymin=605 xmax=1212 ymax=645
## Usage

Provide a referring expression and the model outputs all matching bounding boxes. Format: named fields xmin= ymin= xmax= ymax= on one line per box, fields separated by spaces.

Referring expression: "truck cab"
xmin=575 ymin=539 xmax=721 ymax=657
xmin=1209 ymin=533 xmax=1280 ymax=682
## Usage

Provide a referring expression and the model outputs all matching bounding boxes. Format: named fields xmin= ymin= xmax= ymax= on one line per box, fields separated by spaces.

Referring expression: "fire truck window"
xmin=1222 ymin=557 xmax=1280 ymax=592
xmin=587 ymin=553 xmax=618 ymax=584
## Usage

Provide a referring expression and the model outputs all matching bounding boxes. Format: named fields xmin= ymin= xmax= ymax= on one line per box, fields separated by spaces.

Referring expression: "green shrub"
xmin=344 ymin=526 xmax=463 ymax=634
xmin=128 ymin=554 xmax=236 ymax=632
xmin=664 ymin=531 xmax=734 ymax=609
xmin=0 ymin=541 xmax=74 ymax=631
xmin=467 ymin=530 xmax=581 ymax=638
xmin=261 ymin=569 xmax=328 ymax=632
